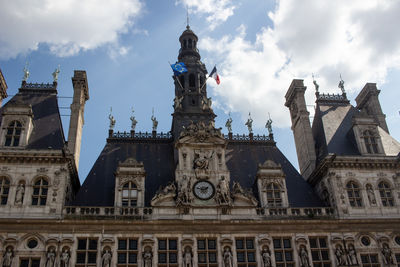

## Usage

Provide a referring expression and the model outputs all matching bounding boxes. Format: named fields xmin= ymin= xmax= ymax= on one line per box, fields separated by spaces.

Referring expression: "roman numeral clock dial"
xmin=193 ymin=181 xmax=215 ymax=200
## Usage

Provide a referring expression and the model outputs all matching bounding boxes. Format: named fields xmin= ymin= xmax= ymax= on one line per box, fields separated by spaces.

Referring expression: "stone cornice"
xmin=309 ymin=154 xmax=400 ymax=185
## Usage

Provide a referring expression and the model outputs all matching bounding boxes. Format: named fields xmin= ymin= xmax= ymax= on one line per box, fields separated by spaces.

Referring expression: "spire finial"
xmin=186 ymin=5 xmax=190 ymax=29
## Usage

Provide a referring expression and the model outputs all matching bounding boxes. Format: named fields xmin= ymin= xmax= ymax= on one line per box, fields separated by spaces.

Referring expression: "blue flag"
xmin=170 ymin=62 xmax=188 ymax=76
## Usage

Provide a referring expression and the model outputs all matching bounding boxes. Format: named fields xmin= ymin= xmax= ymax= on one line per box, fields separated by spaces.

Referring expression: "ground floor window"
xmin=20 ymin=258 xmax=40 ymax=267
xmin=360 ymin=254 xmax=380 ymax=267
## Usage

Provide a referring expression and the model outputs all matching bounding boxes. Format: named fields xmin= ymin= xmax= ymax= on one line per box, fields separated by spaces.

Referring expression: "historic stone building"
xmin=0 ymin=26 xmax=399 ymax=267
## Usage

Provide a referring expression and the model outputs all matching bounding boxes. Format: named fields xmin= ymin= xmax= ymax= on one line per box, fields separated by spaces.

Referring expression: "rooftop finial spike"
xmin=186 ymin=5 xmax=190 ymax=29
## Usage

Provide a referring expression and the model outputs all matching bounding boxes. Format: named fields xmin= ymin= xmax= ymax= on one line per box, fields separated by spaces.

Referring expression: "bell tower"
xmin=171 ymin=26 xmax=216 ymax=139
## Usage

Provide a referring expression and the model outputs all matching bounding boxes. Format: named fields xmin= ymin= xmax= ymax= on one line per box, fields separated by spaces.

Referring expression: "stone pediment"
xmin=178 ymin=121 xmax=225 ymax=145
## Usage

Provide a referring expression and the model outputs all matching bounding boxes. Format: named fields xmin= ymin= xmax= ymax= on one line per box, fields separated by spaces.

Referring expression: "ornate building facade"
xmin=0 ymin=26 xmax=399 ymax=267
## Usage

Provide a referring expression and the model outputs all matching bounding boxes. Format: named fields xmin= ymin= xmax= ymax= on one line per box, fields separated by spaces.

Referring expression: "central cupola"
xmin=171 ymin=26 xmax=216 ymax=139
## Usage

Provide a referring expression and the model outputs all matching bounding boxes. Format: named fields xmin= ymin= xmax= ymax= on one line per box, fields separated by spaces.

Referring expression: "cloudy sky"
xmin=1 ymin=0 xmax=400 ymax=181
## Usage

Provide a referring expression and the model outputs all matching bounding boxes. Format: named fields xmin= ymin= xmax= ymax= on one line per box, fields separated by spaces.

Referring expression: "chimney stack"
xmin=68 ymin=70 xmax=89 ymax=169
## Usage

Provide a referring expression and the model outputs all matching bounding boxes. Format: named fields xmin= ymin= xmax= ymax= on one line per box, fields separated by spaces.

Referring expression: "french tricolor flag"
xmin=209 ymin=66 xmax=220 ymax=85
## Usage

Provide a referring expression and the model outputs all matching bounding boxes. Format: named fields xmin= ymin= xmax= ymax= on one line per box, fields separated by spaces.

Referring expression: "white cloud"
xmin=177 ymin=0 xmax=235 ymax=30
xmin=0 ymin=0 xmax=142 ymax=59
xmin=200 ymin=0 xmax=400 ymax=128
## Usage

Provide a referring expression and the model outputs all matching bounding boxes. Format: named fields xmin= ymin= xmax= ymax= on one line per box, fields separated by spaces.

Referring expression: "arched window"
xmin=0 ymin=177 xmax=10 ymax=205
xmin=378 ymin=182 xmax=394 ymax=207
xmin=122 ymin=182 xmax=138 ymax=207
xmin=5 ymin=120 xmax=22 ymax=147
xmin=32 ymin=177 xmax=48 ymax=206
xmin=346 ymin=181 xmax=362 ymax=207
xmin=183 ymin=39 xmax=187 ymax=48
xmin=363 ymin=130 xmax=378 ymax=154
xmin=266 ymin=183 xmax=282 ymax=206
xmin=189 ymin=73 xmax=195 ymax=87
xmin=188 ymin=39 xmax=192 ymax=48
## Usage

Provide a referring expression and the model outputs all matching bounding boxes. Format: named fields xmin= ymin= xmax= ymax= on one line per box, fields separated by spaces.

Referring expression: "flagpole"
xmin=168 ymin=61 xmax=185 ymax=91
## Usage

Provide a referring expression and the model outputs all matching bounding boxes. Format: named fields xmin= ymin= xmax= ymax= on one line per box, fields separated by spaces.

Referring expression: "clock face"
xmin=193 ymin=181 xmax=215 ymax=200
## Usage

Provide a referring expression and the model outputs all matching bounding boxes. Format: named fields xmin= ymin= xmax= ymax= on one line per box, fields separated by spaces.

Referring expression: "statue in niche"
xmin=143 ymin=247 xmax=153 ymax=267
xmin=2 ymin=247 xmax=13 ymax=267
xmin=346 ymin=244 xmax=357 ymax=265
xmin=15 ymin=183 xmax=25 ymax=205
xmin=225 ymin=113 xmax=233 ymax=133
xmin=299 ymin=245 xmax=310 ymax=267
xmin=183 ymin=246 xmax=193 ymax=267
xmin=245 ymin=112 xmax=253 ymax=134
xmin=193 ymin=150 xmax=213 ymax=170
xmin=102 ymin=249 xmax=112 ymax=267
xmin=45 ymin=247 xmax=56 ymax=267
xmin=261 ymin=246 xmax=272 ymax=267
xmin=335 ymin=245 xmax=347 ymax=266
xmin=216 ymin=176 xmax=231 ymax=205
xmin=60 ymin=248 xmax=70 ymax=267
xmin=381 ymin=243 xmax=394 ymax=265
xmin=366 ymin=184 xmax=376 ymax=205
xmin=177 ymin=176 xmax=192 ymax=205
xmin=223 ymin=247 xmax=233 ymax=267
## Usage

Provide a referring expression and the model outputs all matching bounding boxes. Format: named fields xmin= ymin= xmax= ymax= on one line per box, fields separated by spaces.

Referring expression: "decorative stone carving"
xmin=216 ymin=176 xmax=231 ymax=205
xmin=223 ymin=246 xmax=233 ymax=267
xmin=335 ymin=244 xmax=347 ymax=266
xmin=261 ymin=246 xmax=272 ymax=267
xmin=15 ymin=183 xmax=25 ymax=205
xmin=225 ymin=115 xmax=232 ymax=133
xmin=60 ymin=247 xmax=70 ymax=267
xmin=45 ymin=247 xmax=56 ymax=267
xmin=299 ymin=245 xmax=310 ymax=267
xmin=232 ymin=182 xmax=258 ymax=206
xmin=245 ymin=113 xmax=253 ymax=134
xmin=151 ymin=182 xmax=176 ymax=206
xmin=102 ymin=249 xmax=112 ymax=267
xmin=37 ymin=167 xmax=48 ymax=173
xmin=193 ymin=150 xmax=213 ymax=170
xmin=176 ymin=176 xmax=193 ymax=206
xmin=130 ymin=109 xmax=138 ymax=131
xmin=143 ymin=246 xmax=153 ymax=267
xmin=180 ymin=121 xmax=223 ymax=141
xmin=381 ymin=243 xmax=394 ymax=265
xmin=346 ymin=244 xmax=358 ymax=266
xmin=366 ymin=184 xmax=376 ymax=206
xmin=2 ymin=246 xmax=13 ymax=267
xmin=183 ymin=246 xmax=193 ymax=267
xmin=174 ymin=96 xmax=183 ymax=110
xmin=151 ymin=114 xmax=158 ymax=132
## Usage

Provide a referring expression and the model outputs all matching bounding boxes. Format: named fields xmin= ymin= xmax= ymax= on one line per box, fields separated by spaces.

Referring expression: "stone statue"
xmin=2 ymin=247 xmax=13 ymax=267
xmin=347 ymin=244 xmax=357 ymax=265
xmin=299 ymin=246 xmax=310 ymax=267
xmin=216 ymin=176 xmax=231 ymax=205
xmin=193 ymin=150 xmax=213 ymax=170
xmin=109 ymin=108 xmax=116 ymax=130
xmin=22 ymin=63 xmax=30 ymax=82
xmin=52 ymin=65 xmax=60 ymax=82
xmin=177 ymin=176 xmax=192 ymax=205
xmin=312 ymin=74 xmax=319 ymax=93
xmin=261 ymin=247 xmax=272 ymax=267
xmin=335 ymin=245 xmax=346 ymax=266
xmin=183 ymin=246 xmax=192 ymax=267
xmin=245 ymin=113 xmax=253 ymax=134
xmin=143 ymin=248 xmax=153 ymax=267
xmin=338 ymin=75 xmax=345 ymax=94
xmin=366 ymin=184 xmax=376 ymax=205
xmin=60 ymin=248 xmax=70 ymax=267
xmin=225 ymin=113 xmax=233 ymax=133
xmin=174 ymin=96 xmax=183 ymax=110
xmin=15 ymin=183 xmax=25 ymax=205
xmin=265 ymin=117 xmax=273 ymax=135
xmin=223 ymin=247 xmax=233 ymax=267
xmin=151 ymin=115 xmax=158 ymax=132
xmin=45 ymin=247 xmax=56 ymax=267
xmin=102 ymin=249 xmax=112 ymax=267
xmin=130 ymin=109 xmax=138 ymax=131
xmin=381 ymin=243 xmax=394 ymax=265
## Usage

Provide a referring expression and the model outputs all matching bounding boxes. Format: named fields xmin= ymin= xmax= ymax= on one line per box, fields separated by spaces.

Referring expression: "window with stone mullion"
xmin=0 ymin=177 xmax=10 ymax=205
xmin=273 ymin=238 xmax=294 ymax=267
xmin=378 ymin=182 xmax=394 ymax=207
xmin=198 ymin=238 xmax=218 ymax=267
xmin=309 ymin=237 xmax=330 ymax=267
xmin=360 ymin=254 xmax=379 ymax=267
xmin=395 ymin=253 xmax=400 ymax=267
xmin=117 ymin=238 xmax=138 ymax=267
xmin=363 ymin=130 xmax=378 ymax=154
xmin=122 ymin=182 xmax=138 ymax=207
xmin=266 ymin=183 xmax=282 ymax=207
xmin=346 ymin=182 xmax=363 ymax=207
xmin=236 ymin=238 xmax=256 ymax=267
xmin=19 ymin=258 xmax=40 ymax=267
xmin=158 ymin=238 xmax=178 ymax=267
xmin=5 ymin=120 xmax=22 ymax=147
xmin=76 ymin=238 xmax=98 ymax=267
xmin=32 ymin=178 xmax=48 ymax=206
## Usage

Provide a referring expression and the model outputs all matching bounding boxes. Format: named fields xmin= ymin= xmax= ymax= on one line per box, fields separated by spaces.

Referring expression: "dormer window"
xmin=4 ymin=120 xmax=22 ymax=146
xmin=363 ymin=130 xmax=378 ymax=154
xmin=266 ymin=183 xmax=282 ymax=206
xmin=122 ymin=182 xmax=138 ymax=207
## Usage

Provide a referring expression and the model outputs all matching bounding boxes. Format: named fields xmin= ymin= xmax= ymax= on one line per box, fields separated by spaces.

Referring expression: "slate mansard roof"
xmin=73 ymin=137 xmax=324 ymax=207
xmin=0 ymin=82 xmax=66 ymax=150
